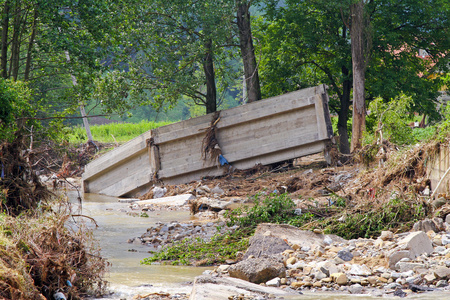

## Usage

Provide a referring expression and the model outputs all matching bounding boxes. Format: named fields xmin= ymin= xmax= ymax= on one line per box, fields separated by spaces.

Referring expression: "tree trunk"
xmin=10 ymin=1 xmax=22 ymax=81
xmin=203 ymin=38 xmax=217 ymax=114
xmin=24 ymin=9 xmax=37 ymax=81
xmin=1 ymin=0 xmax=10 ymax=79
xmin=350 ymin=1 xmax=366 ymax=152
xmin=338 ymin=65 xmax=351 ymax=154
xmin=237 ymin=2 xmax=261 ymax=103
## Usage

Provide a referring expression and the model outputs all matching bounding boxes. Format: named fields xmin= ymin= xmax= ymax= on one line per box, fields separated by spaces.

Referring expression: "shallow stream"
xmin=69 ymin=191 xmax=447 ymax=300
xmin=68 ymin=191 xmax=209 ymax=299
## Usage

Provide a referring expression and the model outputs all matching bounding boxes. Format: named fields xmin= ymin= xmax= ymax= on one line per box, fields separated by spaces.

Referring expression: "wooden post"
xmin=147 ymin=135 xmax=161 ymax=181
xmin=65 ymin=51 xmax=94 ymax=143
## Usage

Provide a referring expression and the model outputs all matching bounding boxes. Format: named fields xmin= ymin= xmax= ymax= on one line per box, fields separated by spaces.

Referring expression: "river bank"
xmin=49 ymin=143 xmax=450 ymax=299
xmin=70 ymin=188 xmax=450 ymax=300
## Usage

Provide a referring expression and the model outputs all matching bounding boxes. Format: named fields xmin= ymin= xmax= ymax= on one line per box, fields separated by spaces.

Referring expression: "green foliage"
xmin=0 ymin=79 xmax=36 ymax=141
xmin=141 ymin=230 xmax=249 ymax=266
xmin=66 ymin=120 xmax=172 ymax=144
xmin=227 ymin=193 xmax=321 ymax=229
xmin=144 ymin=193 xmax=317 ymax=265
xmin=433 ymin=102 xmax=450 ymax=142
xmin=322 ymin=197 xmax=427 ymax=240
xmin=365 ymin=94 xmax=415 ymax=145
xmin=412 ymin=127 xmax=435 ymax=143
xmin=227 ymin=193 xmax=297 ymax=228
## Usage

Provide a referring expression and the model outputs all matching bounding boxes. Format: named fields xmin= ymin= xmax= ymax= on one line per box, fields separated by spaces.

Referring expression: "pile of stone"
xmin=208 ymin=219 xmax=450 ymax=297
xmin=127 ymin=220 xmax=239 ymax=252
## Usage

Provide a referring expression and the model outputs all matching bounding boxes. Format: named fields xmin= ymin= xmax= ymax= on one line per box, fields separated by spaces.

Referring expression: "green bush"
xmin=226 ymin=193 xmax=297 ymax=228
xmin=322 ymin=197 xmax=427 ymax=239
xmin=0 ymin=79 xmax=36 ymax=141
xmin=365 ymin=94 xmax=416 ymax=145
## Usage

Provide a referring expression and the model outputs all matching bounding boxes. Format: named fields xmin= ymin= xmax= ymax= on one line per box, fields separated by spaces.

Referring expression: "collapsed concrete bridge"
xmin=82 ymin=84 xmax=334 ymax=197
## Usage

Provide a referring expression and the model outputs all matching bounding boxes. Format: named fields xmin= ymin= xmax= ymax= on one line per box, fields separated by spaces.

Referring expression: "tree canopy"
xmin=0 ymin=0 xmax=449 ymax=151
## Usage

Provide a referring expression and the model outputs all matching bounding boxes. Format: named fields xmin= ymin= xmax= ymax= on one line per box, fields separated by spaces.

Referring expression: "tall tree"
xmin=236 ymin=0 xmax=262 ymax=103
xmin=350 ymin=0 xmax=369 ymax=151
xmin=256 ymin=1 xmax=353 ymax=153
xmin=0 ymin=0 xmax=118 ymax=136
xmin=257 ymin=0 xmax=449 ymax=153
xmin=99 ymin=0 xmax=240 ymax=115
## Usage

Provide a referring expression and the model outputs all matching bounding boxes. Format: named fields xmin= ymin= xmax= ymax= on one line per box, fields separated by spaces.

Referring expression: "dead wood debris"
xmin=201 ymin=111 xmax=222 ymax=164
xmin=0 ymin=132 xmax=52 ymax=216
xmin=0 ymin=209 xmax=108 ymax=300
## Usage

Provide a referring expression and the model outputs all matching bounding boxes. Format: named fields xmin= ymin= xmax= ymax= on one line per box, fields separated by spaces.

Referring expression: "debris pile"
xmin=0 ymin=205 xmax=108 ymax=299
xmin=208 ymin=222 xmax=450 ymax=297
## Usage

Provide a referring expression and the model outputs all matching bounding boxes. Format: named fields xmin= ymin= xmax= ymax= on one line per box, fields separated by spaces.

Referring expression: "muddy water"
xmin=68 ymin=191 xmax=209 ymax=299
xmin=69 ymin=191 xmax=446 ymax=300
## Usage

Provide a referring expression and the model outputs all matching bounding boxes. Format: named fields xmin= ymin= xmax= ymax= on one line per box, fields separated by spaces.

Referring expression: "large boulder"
xmin=388 ymin=231 xmax=434 ymax=270
xmin=254 ymin=223 xmax=345 ymax=250
xmin=413 ymin=218 xmax=445 ymax=233
xmin=243 ymin=235 xmax=292 ymax=259
xmin=228 ymin=257 xmax=286 ymax=284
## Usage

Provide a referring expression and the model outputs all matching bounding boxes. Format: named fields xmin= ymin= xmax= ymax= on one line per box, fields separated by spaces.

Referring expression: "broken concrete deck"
xmin=82 ymin=85 xmax=333 ymax=197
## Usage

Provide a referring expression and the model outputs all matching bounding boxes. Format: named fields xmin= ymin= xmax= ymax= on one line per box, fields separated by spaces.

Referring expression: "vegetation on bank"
xmin=143 ymin=188 xmax=430 ymax=266
xmin=142 ymin=229 xmax=250 ymax=266
xmin=66 ymin=120 xmax=173 ymax=144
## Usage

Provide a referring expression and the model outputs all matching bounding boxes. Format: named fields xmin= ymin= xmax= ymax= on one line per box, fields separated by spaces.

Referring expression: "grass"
xmin=66 ymin=120 xmax=173 ymax=144
xmin=142 ymin=230 xmax=250 ymax=266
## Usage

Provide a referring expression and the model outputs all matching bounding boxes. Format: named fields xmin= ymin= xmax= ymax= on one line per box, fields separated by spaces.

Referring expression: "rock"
xmin=313 ymin=228 xmax=323 ymax=234
xmin=413 ymin=218 xmax=445 ymax=233
xmin=196 ymin=185 xmax=211 ymax=195
xmin=135 ymin=194 xmax=195 ymax=206
xmin=443 ymin=234 xmax=450 ymax=245
xmin=210 ymin=185 xmax=225 ymax=196
xmin=349 ymin=264 xmax=372 ymax=276
xmin=395 ymin=262 xmax=425 ymax=272
xmin=408 ymin=284 xmax=435 ymax=292
xmin=393 ymin=289 xmax=407 ymax=298
xmin=189 ymin=275 xmax=294 ymax=300
xmin=446 ymin=214 xmax=450 ymax=225
xmin=436 ymin=280 xmax=448 ymax=287
xmin=197 ymin=197 xmax=233 ymax=211
xmin=434 ymin=246 xmax=447 ymax=255
xmin=153 ymin=186 xmax=167 ymax=198
xmin=337 ymin=249 xmax=353 ymax=262
xmin=348 ymin=284 xmax=363 ymax=294
xmin=385 ymin=283 xmax=402 ymax=290
xmin=317 ymin=261 xmax=339 ymax=277
xmin=253 ymin=223 xmax=345 ymax=250
xmin=217 ymin=265 xmax=230 ymax=273
xmin=285 ymin=257 xmax=297 ymax=266
xmin=398 ymin=231 xmax=433 ymax=259
xmin=228 ymin=257 xmax=286 ymax=284
xmin=323 ymin=236 xmax=333 ymax=245
xmin=331 ymin=273 xmax=348 ymax=285
xmin=379 ymin=231 xmax=394 ymax=241
xmin=314 ymin=271 xmax=328 ymax=280
xmin=434 ymin=266 xmax=450 ymax=279
xmin=243 ymin=235 xmax=292 ymax=259
xmin=266 ymin=277 xmax=280 ymax=287
xmin=424 ymin=273 xmax=437 ymax=282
